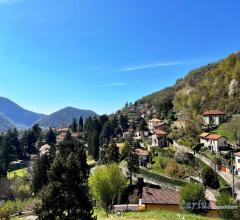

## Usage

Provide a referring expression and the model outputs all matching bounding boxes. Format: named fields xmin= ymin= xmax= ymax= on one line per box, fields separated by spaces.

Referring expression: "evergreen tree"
xmin=32 ymin=154 xmax=50 ymax=193
xmin=126 ymin=139 xmax=139 ymax=186
xmin=37 ymin=142 xmax=96 ymax=220
xmin=78 ymin=117 xmax=84 ymax=132
xmin=108 ymin=143 xmax=120 ymax=163
xmin=119 ymin=114 xmax=129 ymax=131
xmin=46 ymin=127 xmax=57 ymax=147
xmin=99 ymin=121 xmax=113 ymax=144
xmin=32 ymin=124 xmax=42 ymax=141
xmin=70 ymin=118 xmax=78 ymax=132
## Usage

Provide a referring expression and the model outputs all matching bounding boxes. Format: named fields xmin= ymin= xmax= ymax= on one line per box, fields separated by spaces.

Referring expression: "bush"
xmin=175 ymin=152 xmax=195 ymax=164
xmin=216 ymin=193 xmax=239 ymax=219
xmin=180 ymin=183 xmax=208 ymax=214
xmin=202 ymin=167 xmax=220 ymax=189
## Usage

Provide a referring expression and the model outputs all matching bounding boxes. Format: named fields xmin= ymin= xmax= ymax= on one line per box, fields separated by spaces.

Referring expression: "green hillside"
xmin=138 ymin=53 xmax=240 ymax=118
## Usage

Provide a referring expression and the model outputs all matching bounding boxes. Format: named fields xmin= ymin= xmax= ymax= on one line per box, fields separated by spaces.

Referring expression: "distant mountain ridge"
xmin=0 ymin=113 xmax=15 ymax=132
xmin=0 ymin=97 xmax=97 ymax=131
xmin=0 ymin=97 xmax=44 ymax=128
xmin=37 ymin=107 xmax=97 ymax=128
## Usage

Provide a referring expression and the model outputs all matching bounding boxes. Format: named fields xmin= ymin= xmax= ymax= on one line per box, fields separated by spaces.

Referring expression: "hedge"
xmin=140 ymin=168 xmax=186 ymax=187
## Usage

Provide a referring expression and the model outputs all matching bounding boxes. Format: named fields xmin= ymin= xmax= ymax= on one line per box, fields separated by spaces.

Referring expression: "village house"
xmin=152 ymin=129 xmax=168 ymax=147
xmin=140 ymin=187 xmax=180 ymax=212
xmin=39 ymin=144 xmax=51 ymax=156
xmin=202 ymin=110 xmax=226 ymax=126
xmin=155 ymin=122 xmax=169 ymax=132
xmin=199 ymin=133 xmax=228 ymax=152
xmin=172 ymin=119 xmax=191 ymax=129
xmin=135 ymin=148 xmax=149 ymax=167
xmin=234 ymin=152 xmax=240 ymax=176
xmin=148 ymin=118 xmax=162 ymax=132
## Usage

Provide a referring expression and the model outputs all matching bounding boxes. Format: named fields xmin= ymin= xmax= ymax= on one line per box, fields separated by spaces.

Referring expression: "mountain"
xmin=0 ymin=97 xmax=45 ymax=128
xmin=0 ymin=113 xmax=15 ymax=132
xmin=138 ymin=52 xmax=240 ymax=118
xmin=37 ymin=107 xmax=97 ymax=128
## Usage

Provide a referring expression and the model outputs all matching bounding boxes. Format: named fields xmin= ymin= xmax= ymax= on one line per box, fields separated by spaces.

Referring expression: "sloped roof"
xmin=149 ymin=118 xmax=161 ymax=122
xmin=203 ymin=110 xmax=226 ymax=116
xmin=154 ymin=129 xmax=168 ymax=136
xmin=199 ymin=132 xmax=210 ymax=138
xmin=142 ymin=187 xmax=179 ymax=205
xmin=206 ymin=134 xmax=224 ymax=140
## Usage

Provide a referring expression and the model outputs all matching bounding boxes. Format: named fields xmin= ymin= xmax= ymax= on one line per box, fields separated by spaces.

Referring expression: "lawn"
xmin=11 ymin=209 xmax=221 ymax=220
xmin=95 ymin=209 xmax=220 ymax=220
xmin=8 ymin=168 xmax=27 ymax=179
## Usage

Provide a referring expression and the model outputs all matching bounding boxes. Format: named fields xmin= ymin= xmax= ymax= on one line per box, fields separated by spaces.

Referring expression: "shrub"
xmin=175 ymin=152 xmax=195 ymax=164
xmin=180 ymin=183 xmax=208 ymax=214
xmin=216 ymin=193 xmax=239 ymax=219
xmin=165 ymin=160 xmax=186 ymax=178
xmin=202 ymin=167 xmax=220 ymax=189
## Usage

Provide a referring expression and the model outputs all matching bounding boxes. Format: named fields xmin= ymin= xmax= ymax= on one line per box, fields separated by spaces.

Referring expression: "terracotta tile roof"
xmin=199 ymin=132 xmax=210 ymax=138
xmin=142 ymin=187 xmax=179 ymax=205
xmin=203 ymin=110 xmax=226 ymax=116
xmin=154 ymin=129 xmax=168 ymax=136
xmin=205 ymin=134 xmax=223 ymax=140
xmin=149 ymin=118 xmax=161 ymax=122
xmin=135 ymin=148 xmax=149 ymax=156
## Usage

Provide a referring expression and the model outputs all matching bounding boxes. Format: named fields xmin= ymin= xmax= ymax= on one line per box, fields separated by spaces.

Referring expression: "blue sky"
xmin=0 ymin=0 xmax=240 ymax=115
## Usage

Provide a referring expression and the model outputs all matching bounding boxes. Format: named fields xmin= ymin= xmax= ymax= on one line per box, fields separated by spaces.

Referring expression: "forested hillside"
xmin=138 ymin=53 xmax=240 ymax=118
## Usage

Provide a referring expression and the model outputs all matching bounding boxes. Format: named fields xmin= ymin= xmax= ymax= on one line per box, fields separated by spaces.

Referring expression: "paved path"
xmin=174 ymin=141 xmax=240 ymax=201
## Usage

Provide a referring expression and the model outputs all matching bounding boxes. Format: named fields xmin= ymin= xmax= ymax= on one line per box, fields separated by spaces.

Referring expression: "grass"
xmin=8 ymin=168 xmax=27 ymax=179
xmin=94 ymin=209 xmax=220 ymax=220
xmin=11 ymin=209 xmax=220 ymax=220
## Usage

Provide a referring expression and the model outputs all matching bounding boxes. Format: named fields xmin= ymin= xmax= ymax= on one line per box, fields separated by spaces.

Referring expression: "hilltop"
xmin=137 ymin=53 xmax=240 ymax=119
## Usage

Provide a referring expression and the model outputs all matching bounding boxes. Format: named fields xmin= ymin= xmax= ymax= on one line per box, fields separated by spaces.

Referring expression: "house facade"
xmin=135 ymin=148 xmax=149 ymax=166
xmin=148 ymin=118 xmax=162 ymax=132
xmin=152 ymin=129 xmax=168 ymax=147
xmin=202 ymin=110 xmax=226 ymax=126
xmin=235 ymin=152 xmax=240 ymax=176
xmin=199 ymin=133 xmax=228 ymax=152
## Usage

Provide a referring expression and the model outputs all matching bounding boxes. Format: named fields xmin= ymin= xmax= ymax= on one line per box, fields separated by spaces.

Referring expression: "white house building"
xmin=199 ymin=133 xmax=228 ymax=152
xmin=39 ymin=144 xmax=51 ymax=157
xmin=152 ymin=129 xmax=168 ymax=147
xmin=234 ymin=152 xmax=240 ymax=176
xmin=202 ymin=110 xmax=226 ymax=126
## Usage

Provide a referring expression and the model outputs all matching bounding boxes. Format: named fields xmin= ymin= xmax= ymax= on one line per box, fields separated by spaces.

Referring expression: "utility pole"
xmin=231 ymin=150 xmax=235 ymax=198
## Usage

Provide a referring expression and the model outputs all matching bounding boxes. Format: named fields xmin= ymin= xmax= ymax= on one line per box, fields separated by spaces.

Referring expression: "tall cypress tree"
xmin=79 ymin=117 xmax=84 ymax=132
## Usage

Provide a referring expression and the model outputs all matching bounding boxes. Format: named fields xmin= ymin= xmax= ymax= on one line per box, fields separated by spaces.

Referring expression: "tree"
xmin=45 ymin=127 xmax=56 ymax=147
xmin=32 ymin=154 xmax=50 ymax=193
xmin=32 ymin=124 xmax=42 ymax=141
xmin=226 ymin=117 xmax=240 ymax=146
xmin=180 ymin=183 xmax=208 ymax=214
xmin=45 ymin=127 xmax=57 ymax=161
xmin=21 ymin=130 xmax=37 ymax=158
xmin=216 ymin=192 xmax=239 ymax=219
xmin=70 ymin=118 xmax=78 ymax=132
xmin=99 ymin=121 xmax=113 ymax=144
xmin=108 ymin=143 xmax=120 ymax=163
xmin=88 ymin=130 xmax=99 ymax=160
xmin=78 ymin=117 xmax=84 ymax=132
xmin=202 ymin=166 xmax=220 ymax=189
xmin=89 ymin=164 xmax=126 ymax=216
xmin=125 ymin=139 xmax=139 ymax=186
xmin=119 ymin=115 xmax=129 ymax=131
xmin=37 ymin=142 xmax=96 ymax=220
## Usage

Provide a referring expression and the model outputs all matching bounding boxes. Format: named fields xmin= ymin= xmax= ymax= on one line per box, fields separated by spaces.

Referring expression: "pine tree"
xmin=78 ymin=117 xmax=84 ymax=132
xmin=32 ymin=154 xmax=50 ymax=193
xmin=70 ymin=118 xmax=78 ymax=132
xmin=37 ymin=142 xmax=96 ymax=220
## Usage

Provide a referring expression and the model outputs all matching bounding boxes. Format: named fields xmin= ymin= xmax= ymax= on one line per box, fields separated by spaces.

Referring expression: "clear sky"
xmin=0 ymin=0 xmax=240 ymax=115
